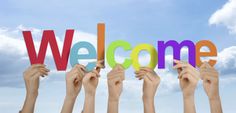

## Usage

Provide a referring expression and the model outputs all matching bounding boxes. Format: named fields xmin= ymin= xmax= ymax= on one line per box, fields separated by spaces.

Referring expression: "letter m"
xmin=158 ymin=40 xmax=196 ymax=69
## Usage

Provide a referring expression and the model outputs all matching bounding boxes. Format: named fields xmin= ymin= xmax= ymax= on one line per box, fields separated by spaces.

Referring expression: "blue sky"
xmin=0 ymin=0 xmax=236 ymax=113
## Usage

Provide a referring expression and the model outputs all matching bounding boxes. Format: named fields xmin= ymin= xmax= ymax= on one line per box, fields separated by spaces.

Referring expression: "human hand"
xmin=107 ymin=64 xmax=125 ymax=101
xmin=82 ymin=60 xmax=104 ymax=95
xmin=173 ymin=60 xmax=200 ymax=98
xmin=135 ymin=67 xmax=160 ymax=101
xmin=21 ymin=64 xmax=49 ymax=113
xmin=65 ymin=64 xmax=86 ymax=99
xmin=23 ymin=64 xmax=50 ymax=97
xmin=200 ymin=62 xmax=220 ymax=100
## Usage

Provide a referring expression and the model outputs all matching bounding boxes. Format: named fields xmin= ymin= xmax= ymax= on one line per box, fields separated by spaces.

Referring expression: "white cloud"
xmin=209 ymin=0 xmax=236 ymax=34
xmin=215 ymin=46 xmax=236 ymax=75
xmin=217 ymin=46 xmax=236 ymax=68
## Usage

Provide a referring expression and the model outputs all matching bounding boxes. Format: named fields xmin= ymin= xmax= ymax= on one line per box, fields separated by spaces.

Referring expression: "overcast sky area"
xmin=0 ymin=0 xmax=236 ymax=113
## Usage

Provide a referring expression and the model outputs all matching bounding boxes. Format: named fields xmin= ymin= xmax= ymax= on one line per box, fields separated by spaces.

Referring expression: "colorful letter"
xmin=196 ymin=40 xmax=217 ymax=67
xmin=23 ymin=30 xmax=74 ymax=71
xmin=97 ymin=23 xmax=105 ymax=66
xmin=158 ymin=40 xmax=196 ymax=68
xmin=70 ymin=41 xmax=97 ymax=71
xmin=106 ymin=40 xmax=132 ymax=69
xmin=131 ymin=44 xmax=158 ymax=71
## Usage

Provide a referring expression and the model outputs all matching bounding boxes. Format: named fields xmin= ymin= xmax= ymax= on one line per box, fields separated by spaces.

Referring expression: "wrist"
xmin=85 ymin=92 xmax=95 ymax=99
xmin=26 ymin=92 xmax=38 ymax=100
xmin=183 ymin=92 xmax=195 ymax=99
xmin=108 ymin=96 xmax=119 ymax=102
xmin=85 ymin=90 xmax=96 ymax=97
xmin=142 ymin=96 xmax=154 ymax=104
xmin=183 ymin=95 xmax=194 ymax=99
xmin=183 ymin=94 xmax=195 ymax=102
xmin=65 ymin=95 xmax=77 ymax=101
xmin=209 ymin=94 xmax=221 ymax=102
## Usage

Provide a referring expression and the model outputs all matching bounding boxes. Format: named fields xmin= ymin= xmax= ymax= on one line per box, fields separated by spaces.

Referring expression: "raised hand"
xmin=82 ymin=60 xmax=104 ymax=113
xmin=107 ymin=64 xmax=125 ymax=113
xmin=66 ymin=64 xmax=86 ymax=99
xmin=173 ymin=59 xmax=199 ymax=113
xmin=135 ymin=67 xmax=160 ymax=113
xmin=21 ymin=64 xmax=50 ymax=113
xmin=107 ymin=64 xmax=125 ymax=101
xmin=200 ymin=62 xmax=223 ymax=113
xmin=61 ymin=64 xmax=86 ymax=113
xmin=174 ymin=60 xmax=199 ymax=98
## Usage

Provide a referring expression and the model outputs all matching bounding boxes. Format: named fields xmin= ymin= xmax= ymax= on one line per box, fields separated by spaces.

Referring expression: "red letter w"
xmin=23 ymin=30 xmax=74 ymax=71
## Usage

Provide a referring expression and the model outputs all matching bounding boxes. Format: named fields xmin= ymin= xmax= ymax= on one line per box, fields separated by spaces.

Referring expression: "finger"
xmin=74 ymin=70 xmax=83 ymax=80
xmin=96 ymin=67 xmax=101 ymax=73
xmin=143 ymin=75 xmax=151 ymax=83
xmin=135 ymin=74 xmax=144 ymax=79
xmin=30 ymin=64 xmax=46 ymax=69
xmin=31 ymin=67 xmax=48 ymax=78
xmin=71 ymin=72 xmax=79 ymax=80
xmin=90 ymin=73 xmax=98 ymax=80
xmin=25 ymin=68 xmax=40 ymax=77
xmin=97 ymin=60 xmax=105 ymax=68
xmin=139 ymin=67 xmax=153 ymax=73
xmin=92 ymin=69 xmax=100 ymax=77
xmin=181 ymin=73 xmax=189 ymax=80
xmin=39 ymin=68 xmax=49 ymax=76
xmin=135 ymin=71 xmax=146 ymax=77
xmin=173 ymin=59 xmax=182 ymax=64
xmin=95 ymin=60 xmax=104 ymax=73
xmin=204 ymin=62 xmax=213 ymax=69
xmin=179 ymin=69 xmax=188 ymax=79
xmin=173 ymin=63 xmax=188 ymax=69
xmin=177 ymin=68 xmax=182 ymax=75
xmin=146 ymin=72 xmax=155 ymax=81
xmin=77 ymin=68 xmax=85 ymax=77
xmin=138 ymin=75 xmax=144 ymax=80
xmin=200 ymin=61 xmax=208 ymax=69
xmin=96 ymin=62 xmax=105 ymax=69
xmin=39 ymin=67 xmax=50 ymax=72
xmin=34 ymin=71 xmax=45 ymax=78
xmin=135 ymin=70 xmax=147 ymax=75
xmin=114 ymin=64 xmax=124 ymax=71
xmin=75 ymin=64 xmax=86 ymax=72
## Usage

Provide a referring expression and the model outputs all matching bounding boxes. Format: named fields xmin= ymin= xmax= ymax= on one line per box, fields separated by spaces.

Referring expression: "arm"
xmin=135 ymin=67 xmax=160 ymax=113
xmin=209 ymin=97 xmax=223 ymax=113
xmin=61 ymin=64 xmax=86 ymax=113
xmin=183 ymin=95 xmax=196 ymax=113
xmin=21 ymin=93 xmax=38 ymax=113
xmin=107 ymin=64 xmax=125 ymax=113
xmin=21 ymin=64 xmax=50 ymax=113
xmin=143 ymin=97 xmax=155 ymax=113
xmin=61 ymin=96 xmax=77 ymax=113
xmin=200 ymin=62 xmax=223 ymax=113
xmin=83 ymin=93 xmax=96 ymax=113
xmin=173 ymin=60 xmax=199 ymax=113
xmin=82 ymin=60 xmax=104 ymax=113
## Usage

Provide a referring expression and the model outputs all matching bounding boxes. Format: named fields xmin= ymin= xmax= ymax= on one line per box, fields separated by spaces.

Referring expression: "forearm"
xmin=107 ymin=97 xmax=119 ymax=113
xmin=21 ymin=94 xmax=38 ymax=113
xmin=83 ymin=93 xmax=95 ymax=113
xmin=209 ymin=96 xmax=223 ymax=113
xmin=183 ymin=95 xmax=196 ymax=113
xmin=61 ymin=96 xmax=76 ymax=113
xmin=143 ymin=97 xmax=155 ymax=113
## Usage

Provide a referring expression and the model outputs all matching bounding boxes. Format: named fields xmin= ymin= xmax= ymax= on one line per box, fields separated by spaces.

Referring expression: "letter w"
xmin=23 ymin=30 xmax=74 ymax=71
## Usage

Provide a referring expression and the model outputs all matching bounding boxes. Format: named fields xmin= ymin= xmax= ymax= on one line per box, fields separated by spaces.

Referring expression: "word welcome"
xmin=23 ymin=23 xmax=217 ymax=71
